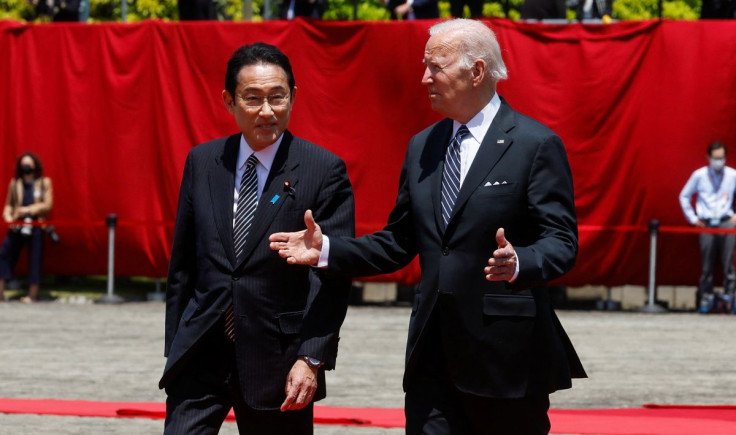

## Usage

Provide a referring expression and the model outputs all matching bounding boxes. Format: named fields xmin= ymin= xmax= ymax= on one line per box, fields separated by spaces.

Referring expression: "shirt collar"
xmin=452 ymin=93 xmax=501 ymax=143
xmin=237 ymin=134 xmax=283 ymax=173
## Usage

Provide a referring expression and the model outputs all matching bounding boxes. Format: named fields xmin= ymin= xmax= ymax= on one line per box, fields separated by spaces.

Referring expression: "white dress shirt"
xmin=233 ymin=134 xmax=283 ymax=227
xmin=320 ymin=94 xmax=517 ymax=280
xmin=679 ymin=165 xmax=736 ymax=225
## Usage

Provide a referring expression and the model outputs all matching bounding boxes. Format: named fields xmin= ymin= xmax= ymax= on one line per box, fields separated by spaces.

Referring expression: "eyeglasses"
xmin=239 ymin=94 xmax=290 ymax=109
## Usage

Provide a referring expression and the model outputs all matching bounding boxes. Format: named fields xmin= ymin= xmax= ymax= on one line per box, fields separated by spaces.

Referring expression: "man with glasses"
xmin=160 ymin=42 xmax=355 ymax=434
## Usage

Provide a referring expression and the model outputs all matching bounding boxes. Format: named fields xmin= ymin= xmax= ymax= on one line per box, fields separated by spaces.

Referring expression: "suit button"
xmin=232 ymin=276 xmax=240 ymax=281
xmin=442 ymin=247 xmax=449 ymax=256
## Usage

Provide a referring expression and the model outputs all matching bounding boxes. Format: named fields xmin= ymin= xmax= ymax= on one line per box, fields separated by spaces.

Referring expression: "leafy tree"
xmin=0 ymin=0 xmax=36 ymax=20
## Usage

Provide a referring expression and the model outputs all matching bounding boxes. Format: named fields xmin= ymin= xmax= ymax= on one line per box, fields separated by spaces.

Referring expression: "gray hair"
xmin=429 ymin=19 xmax=508 ymax=82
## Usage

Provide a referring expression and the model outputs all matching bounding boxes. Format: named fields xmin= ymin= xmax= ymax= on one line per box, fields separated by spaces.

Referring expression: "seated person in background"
xmin=0 ymin=153 xmax=53 ymax=303
xmin=679 ymin=141 xmax=736 ymax=313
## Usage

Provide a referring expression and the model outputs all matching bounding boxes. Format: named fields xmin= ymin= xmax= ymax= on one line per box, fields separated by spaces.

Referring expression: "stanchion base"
xmin=95 ymin=294 xmax=126 ymax=304
xmin=147 ymin=291 xmax=165 ymax=302
xmin=595 ymin=299 xmax=622 ymax=311
xmin=639 ymin=303 xmax=668 ymax=313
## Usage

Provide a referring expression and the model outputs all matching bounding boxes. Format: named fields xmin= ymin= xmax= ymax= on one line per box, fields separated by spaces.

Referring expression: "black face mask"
xmin=20 ymin=165 xmax=34 ymax=175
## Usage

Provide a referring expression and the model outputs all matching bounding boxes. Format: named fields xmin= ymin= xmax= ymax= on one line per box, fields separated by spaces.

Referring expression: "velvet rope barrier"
xmin=578 ymin=224 xmax=736 ymax=235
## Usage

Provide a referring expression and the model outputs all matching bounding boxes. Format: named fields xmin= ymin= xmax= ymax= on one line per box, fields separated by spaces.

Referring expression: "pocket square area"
xmin=484 ymin=181 xmax=509 ymax=186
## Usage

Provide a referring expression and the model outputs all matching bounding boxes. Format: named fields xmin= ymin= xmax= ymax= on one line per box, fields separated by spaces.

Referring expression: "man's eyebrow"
xmin=241 ymin=85 xmax=287 ymax=93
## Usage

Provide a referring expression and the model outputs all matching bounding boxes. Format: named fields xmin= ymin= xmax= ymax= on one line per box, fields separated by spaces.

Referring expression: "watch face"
xmin=305 ymin=356 xmax=322 ymax=367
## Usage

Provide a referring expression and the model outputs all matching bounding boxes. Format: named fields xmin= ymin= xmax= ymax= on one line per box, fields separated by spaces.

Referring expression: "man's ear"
xmin=471 ymin=59 xmax=486 ymax=86
xmin=222 ymin=90 xmax=235 ymax=113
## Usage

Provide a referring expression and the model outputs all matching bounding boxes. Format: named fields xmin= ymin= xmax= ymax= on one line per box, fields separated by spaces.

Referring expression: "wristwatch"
xmin=300 ymin=356 xmax=324 ymax=368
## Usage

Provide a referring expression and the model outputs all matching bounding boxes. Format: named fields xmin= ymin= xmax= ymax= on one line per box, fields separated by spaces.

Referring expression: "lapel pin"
xmin=283 ymin=180 xmax=296 ymax=197
xmin=497 ymin=139 xmax=505 ymax=144
xmin=270 ymin=194 xmax=280 ymax=204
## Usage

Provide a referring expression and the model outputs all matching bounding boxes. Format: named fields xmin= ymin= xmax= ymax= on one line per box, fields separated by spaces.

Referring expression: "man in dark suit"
xmin=270 ymin=19 xmax=586 ymax=434
xmin=160 ymin=42 xmax=354 ymax=434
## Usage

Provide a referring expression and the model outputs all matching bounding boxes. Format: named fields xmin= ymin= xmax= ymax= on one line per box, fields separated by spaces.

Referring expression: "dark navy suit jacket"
xmin=160 ymin=131 xmax=354 ymax=410
xmin=329 ymin=99 xmax=586 ymax=398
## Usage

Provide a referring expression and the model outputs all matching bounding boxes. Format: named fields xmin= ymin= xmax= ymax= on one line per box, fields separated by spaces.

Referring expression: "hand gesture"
xmin=484 ymin=228 xmax=517 ymax=282
xmin=269 ymin=210 xmax=323 ymax=265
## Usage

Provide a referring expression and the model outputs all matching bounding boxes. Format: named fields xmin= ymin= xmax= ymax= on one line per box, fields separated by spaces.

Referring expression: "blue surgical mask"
xmin=710 ymin=158 xmax=726 ymax=172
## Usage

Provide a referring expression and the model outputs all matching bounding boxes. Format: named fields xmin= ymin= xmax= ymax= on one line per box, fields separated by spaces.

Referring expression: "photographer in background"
xmin=0 ymin=153 xmax=54 ymax=303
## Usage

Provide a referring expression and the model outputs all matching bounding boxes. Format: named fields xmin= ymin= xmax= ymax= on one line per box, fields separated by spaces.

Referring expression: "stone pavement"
xmin=0 ymin=301 xmax=735 ymax=434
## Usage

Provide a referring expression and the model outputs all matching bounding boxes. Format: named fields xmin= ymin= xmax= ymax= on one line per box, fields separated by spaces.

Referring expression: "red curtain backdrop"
xmin=1 ymin=19 xmax=735 ymax=286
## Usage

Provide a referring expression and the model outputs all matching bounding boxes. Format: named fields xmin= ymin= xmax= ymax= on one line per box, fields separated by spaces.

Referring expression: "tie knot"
xmin=455 ymin=125 xmax=470 ymax=141
xmin=246 ymin=154 xmax=259 ymax=169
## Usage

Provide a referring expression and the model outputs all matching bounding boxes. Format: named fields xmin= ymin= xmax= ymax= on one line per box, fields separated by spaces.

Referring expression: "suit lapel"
xmin=429 ymin=120 xmax=454 ymax=234
xmin=446 ymin=101 xmax=515 ymax=234
xmin=209 ymin=134 xmax=240 ymax=267
xmin=235 ymin=131 xmax=298 ymax=268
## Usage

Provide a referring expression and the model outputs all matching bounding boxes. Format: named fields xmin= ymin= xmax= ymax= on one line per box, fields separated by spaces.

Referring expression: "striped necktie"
xmin=440 ymin=125 xmax=469 ymax=228
xmin=233 ymin=154 xmax=259 ymax=262
xmin=226 ymin=153 xmax=259 ymax=341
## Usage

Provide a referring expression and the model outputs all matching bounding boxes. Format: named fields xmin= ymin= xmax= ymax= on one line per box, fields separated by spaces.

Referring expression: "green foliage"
xmin=438 ymin=0 xmax=451 ymax=16
xmin=88 ymin=0 xmax=120 ymax=21
xmin=663 ymin=0 xmax=699 ymax=18
xmin=323 ymin=0 xmax=389 ymax=20
xmin=217 ymin=0 xmax=247 ymax=20
xmin=1 ymin=0 xmax=41 ymax=20
xmin=483 ymin=1 xmax=506 ymax=17
xmin=0 ymin=0 xmax=703 ymax=22
xmin=132 ymin=0 xmax=177 ymax=20
xmin=613 ymin=0 xmax=699 ymax=19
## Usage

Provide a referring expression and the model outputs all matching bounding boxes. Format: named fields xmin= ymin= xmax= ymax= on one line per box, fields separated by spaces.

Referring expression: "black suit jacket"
xmin=329 ymin=98 xmax=586 ymax=398
xmin=160 ymin=131 xmax=354 ymax=410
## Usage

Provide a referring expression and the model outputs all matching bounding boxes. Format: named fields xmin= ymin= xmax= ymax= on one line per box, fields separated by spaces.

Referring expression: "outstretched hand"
xmin=484 ymin=228 xmax=517 ymax=282
xmin=269 ymin=210 xmax=323 ymax=266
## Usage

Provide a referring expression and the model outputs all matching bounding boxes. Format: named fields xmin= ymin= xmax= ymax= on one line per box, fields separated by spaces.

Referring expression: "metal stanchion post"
xmin=641 ymin=219 xmax=667 ymax=313
xmin=96 ymin=214 xmax=124 ymax=304
xmin=147 ymin=277 xmax=166 ymax=302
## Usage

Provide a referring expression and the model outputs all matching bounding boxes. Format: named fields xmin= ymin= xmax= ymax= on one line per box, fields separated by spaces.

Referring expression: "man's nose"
xmin=421 ymin=68 xmax=432 ymax=85
xmin=259 ymin=102 xmax=275 ymax=115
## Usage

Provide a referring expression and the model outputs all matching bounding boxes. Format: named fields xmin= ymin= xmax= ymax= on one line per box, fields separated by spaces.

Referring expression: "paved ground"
xmin=0 ymin=300 xmax=735 ymax=434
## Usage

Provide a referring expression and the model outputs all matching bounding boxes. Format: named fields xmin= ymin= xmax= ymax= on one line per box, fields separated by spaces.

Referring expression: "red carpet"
xmin=1 ymin=398 xmax=735 ymax=433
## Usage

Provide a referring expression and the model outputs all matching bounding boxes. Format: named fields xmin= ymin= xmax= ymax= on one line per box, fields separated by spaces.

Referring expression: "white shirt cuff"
xmin=509 ymin=255 xmax=520 ymax=283
xmin=316 ymin=235 xmax=330 ymax=268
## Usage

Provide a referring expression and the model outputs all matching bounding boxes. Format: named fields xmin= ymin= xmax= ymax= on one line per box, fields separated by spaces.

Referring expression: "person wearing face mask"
xmin=679 ymin=141 xmax=736 ymax=313
xmin=0 ymin=152 xmax=54 ymax=303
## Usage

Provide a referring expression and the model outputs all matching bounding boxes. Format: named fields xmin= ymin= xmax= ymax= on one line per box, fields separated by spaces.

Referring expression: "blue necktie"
xmin=441 ymin=125 xmax=469 ymax=228
xmin=226 ymin=154 xmax=259 ymax=341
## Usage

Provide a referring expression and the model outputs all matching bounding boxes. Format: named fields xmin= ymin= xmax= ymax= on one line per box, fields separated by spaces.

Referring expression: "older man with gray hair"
xmin=271 ymin=18 xmax=586 ymax=434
